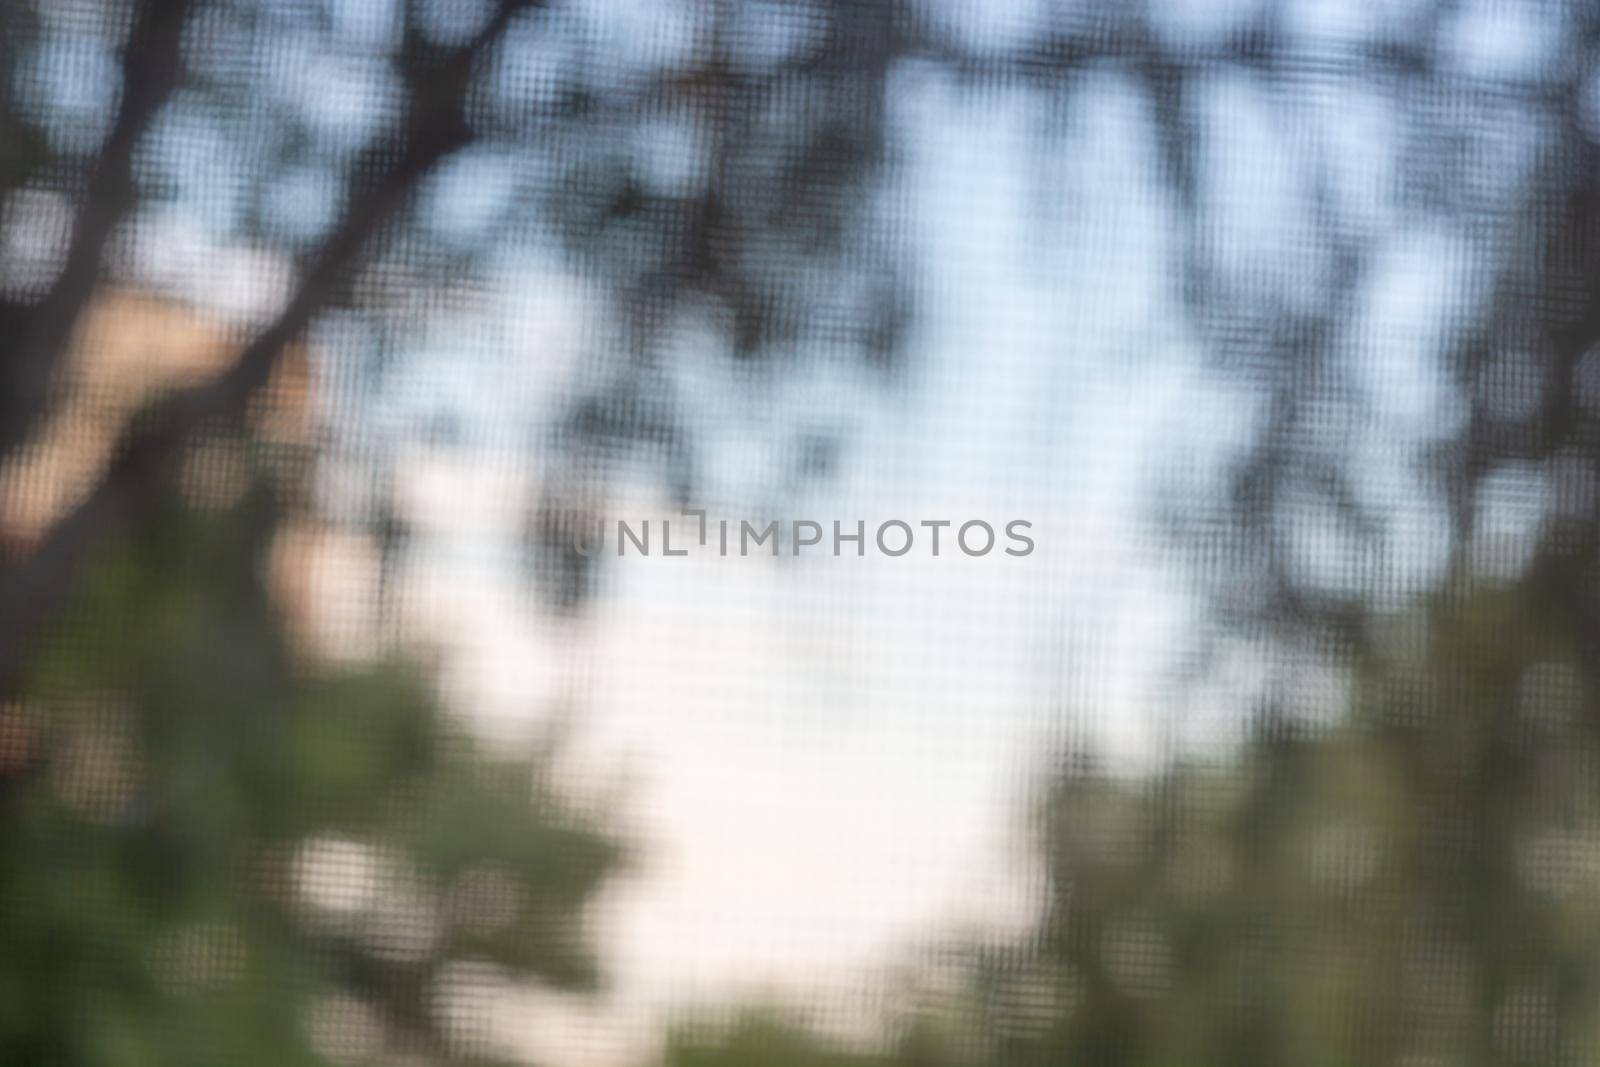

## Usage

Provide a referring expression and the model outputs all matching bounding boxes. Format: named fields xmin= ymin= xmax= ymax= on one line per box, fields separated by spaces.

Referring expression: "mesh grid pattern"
xmin=3 ymin=1 xmax=1600 ymax=1065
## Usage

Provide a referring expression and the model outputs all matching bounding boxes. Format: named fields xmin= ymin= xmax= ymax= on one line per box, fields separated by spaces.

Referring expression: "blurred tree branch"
xmin=1 ymin=0 xmax=193 ymax=460
xmin=0 ymin=0 xmax=539 ymax=687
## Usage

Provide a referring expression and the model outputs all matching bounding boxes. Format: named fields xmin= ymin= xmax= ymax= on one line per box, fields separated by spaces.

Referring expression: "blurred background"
xmin=3 ymin=0 xmax=1600 ymax=1065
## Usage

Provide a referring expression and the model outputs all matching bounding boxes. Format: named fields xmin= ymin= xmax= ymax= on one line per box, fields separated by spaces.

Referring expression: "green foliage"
xmin=946 ymin=559 xmax=1600 ymax=1067
xmin=9 ymin=460 xmax=1600 ymax=1067
xmin=0 ymin=478 xmax=621 ymax=1066
xmin=675 ymin=559 xmax=1600 ymax=1067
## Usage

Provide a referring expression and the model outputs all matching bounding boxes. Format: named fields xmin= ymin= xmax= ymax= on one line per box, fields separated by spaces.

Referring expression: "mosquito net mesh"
xmin=2 ymin=1 xmax=1598 ymax=1065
